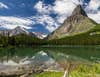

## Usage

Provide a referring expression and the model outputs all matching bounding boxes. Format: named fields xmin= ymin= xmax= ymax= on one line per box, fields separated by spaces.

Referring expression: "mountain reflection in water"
xmin=0 ymin=46 xmax=100 ymax=64
xmin=0 ymin=46 xmax=100 ymax=77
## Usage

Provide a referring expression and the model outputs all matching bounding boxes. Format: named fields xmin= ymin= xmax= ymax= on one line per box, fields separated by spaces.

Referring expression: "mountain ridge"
xmin=0 ymin=26 xmax=47 ymax=39
xmin=0 ymin=26 xmax=31 ymax=37
xmin=47 ymin=5 xmax=97 ymax=40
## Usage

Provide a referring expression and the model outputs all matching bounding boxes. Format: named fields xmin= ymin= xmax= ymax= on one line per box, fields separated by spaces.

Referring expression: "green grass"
xmin=70 ymin=63 xmax=100 ymax=77
xmin=30 ymin=72 xmax=64 ymax=77
xmin=30 ymin=64 xmax=100 ymax=77
xmin=30 ymin=71 xmax=100 ymax=77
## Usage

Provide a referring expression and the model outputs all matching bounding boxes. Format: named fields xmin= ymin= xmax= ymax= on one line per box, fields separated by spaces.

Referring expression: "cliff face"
xmin=47 ymin=5 xmax=96 ymax=40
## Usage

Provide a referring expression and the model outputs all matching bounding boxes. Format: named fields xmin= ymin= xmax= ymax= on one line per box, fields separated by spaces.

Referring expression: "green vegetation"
xmin=30 ymin=64 xmax=100 ymax=77
xmin=0 ymin=34 xmax=43 ymax=47
xmin=30 ymin=72 xmax=64 ymax=77
xmin=0 ymin=24 xmax=100 ymax=46
xmin=70 ymin=64 xmax=100 ymax=77
xmin=47 ymin=24 xmax=100 ymax=45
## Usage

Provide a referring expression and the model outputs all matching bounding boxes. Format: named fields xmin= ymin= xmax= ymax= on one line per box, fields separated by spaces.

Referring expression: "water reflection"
xmin=0 ymin=46 xmax=100 ymax=77
xmin=0 ymin=46 xmax=100 ymax=64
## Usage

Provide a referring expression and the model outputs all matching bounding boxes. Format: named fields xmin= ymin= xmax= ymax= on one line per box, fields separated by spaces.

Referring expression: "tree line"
xmin=0 ymin=34 xmax=43 ymax=47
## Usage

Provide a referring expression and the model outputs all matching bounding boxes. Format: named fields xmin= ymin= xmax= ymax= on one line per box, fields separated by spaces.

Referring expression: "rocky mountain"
xmin=0 ymin=26 xmax=30 ymax=36
xmin=0 ymin=26 xmax=46 ymax=39
xmin=47 ymin=5 xmax=96 ymax=40
xmin=33 ymin=32 xmax=47 ymax=39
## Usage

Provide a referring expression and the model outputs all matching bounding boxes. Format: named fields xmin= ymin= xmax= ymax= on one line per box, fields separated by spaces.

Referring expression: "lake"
xmin=0 ymin=46 xmax=100 ymax=77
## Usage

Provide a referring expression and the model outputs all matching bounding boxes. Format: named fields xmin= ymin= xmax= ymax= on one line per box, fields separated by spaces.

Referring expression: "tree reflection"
xmin=0 ymin=47 xmax=17 ymax=62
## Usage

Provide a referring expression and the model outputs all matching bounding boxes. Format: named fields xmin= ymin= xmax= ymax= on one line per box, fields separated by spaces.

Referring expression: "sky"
xmin=0 ymin=0 xmax=100 ymax=34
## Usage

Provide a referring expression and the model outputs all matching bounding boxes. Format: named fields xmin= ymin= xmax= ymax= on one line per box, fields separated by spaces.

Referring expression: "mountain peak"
xmin=14 ymin=26 xmax=29 ymax=33
xmin=47 ymin=5 xmax=96 ymax=40
xmin=33 ymin=32 xmax=47 ymax=39
xmin=72 ymin=5 xmax=87 ymax=16
xmin=14 ymin=26 xmax=25 ymax=30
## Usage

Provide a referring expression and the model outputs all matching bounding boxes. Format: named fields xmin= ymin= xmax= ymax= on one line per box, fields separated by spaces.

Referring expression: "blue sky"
xmin=0 ymin=0 xmax=100 ymax=34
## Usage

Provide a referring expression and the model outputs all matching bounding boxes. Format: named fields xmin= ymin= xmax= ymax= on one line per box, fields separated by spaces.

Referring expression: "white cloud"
xmin=1 ymin=0 xmax=99 ymax=34
xmin=88 ymin=12 xmax=100 ymax=23
xmin=34 ymin=1 xmax=52 ymax=14
xmin=53 ymin=0 xmax=85 ymax=23
xmin=53 ymin=0 xmax=82 ymax=24
xmin=0 ymin=2 xmax=9 ymax=9
xmin=55 ymin=15 xmax=67 ymax=24
xmin=31 ymin=15 xmax=58 ymax=32
xmin=35 ymin=0 xmax=83 ymax=16
xmin=53 ymin=0 xmax=77 ymax=15
xmin=0 ymin=16 xmax=33 ymax=29
xmin=85 ymin=0 xmax=100 ymax=23
xmin=86 ymin=0 xmax=100 ymax=11
xmin=33 ymin=0 xmax=83 ymax=32
xmin=34 ymin=0 xmax=100 ymax=33
xmin=34 ymin=1 xmax=44 ymax=13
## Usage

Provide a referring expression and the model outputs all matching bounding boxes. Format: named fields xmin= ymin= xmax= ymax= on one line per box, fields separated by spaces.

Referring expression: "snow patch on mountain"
xmin=33 ymin=32 xmax=47 ymax=39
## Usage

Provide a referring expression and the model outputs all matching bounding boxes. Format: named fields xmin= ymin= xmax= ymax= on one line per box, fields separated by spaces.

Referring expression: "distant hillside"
xmin=47 ymin=24 xmax=100 ymax=45
xmin=0 ymin=27 xmax=44 ymax=47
